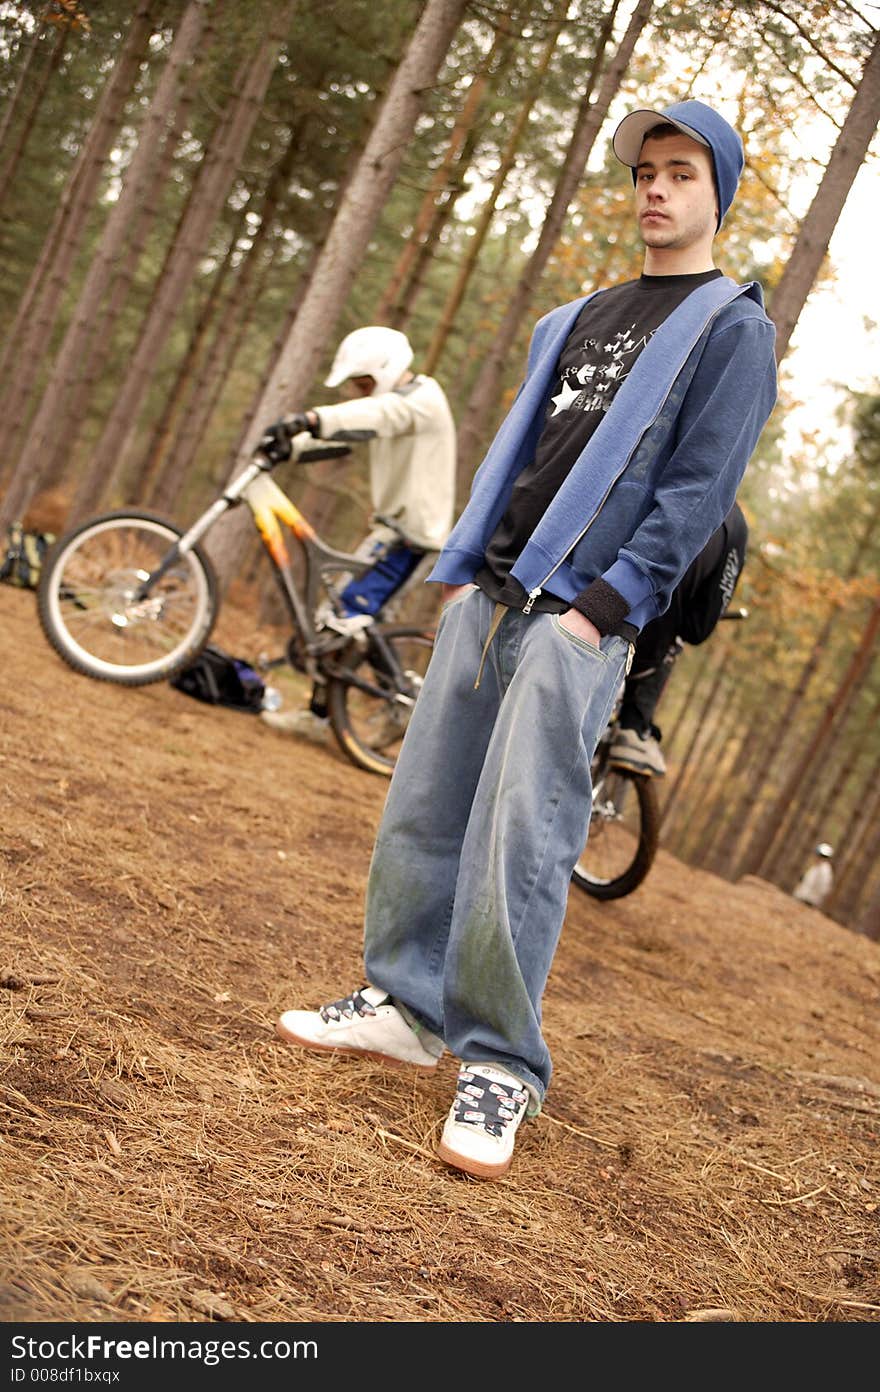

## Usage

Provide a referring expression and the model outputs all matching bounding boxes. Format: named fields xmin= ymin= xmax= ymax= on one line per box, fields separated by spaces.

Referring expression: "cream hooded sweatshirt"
xmin=312 ymin=375 xmax=456 ymax=552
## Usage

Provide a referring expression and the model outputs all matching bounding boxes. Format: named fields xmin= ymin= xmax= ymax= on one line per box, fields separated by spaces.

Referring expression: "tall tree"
xmin=769 ymin=30 xmax=880 ymax=362
xmin=0 ymin=0 xmax=213 ymax=530
xmin=204 ymin=0 xmax=470 ymax=587
xmin=70 ymin=2 xmax=296 ymax=520
xmin=422 ymin=0 xmax=570 ymax=374
xmin=453 ymin=0 xmax=652 ymax=484
xmin=373 ymin=16 xmax=512 ymax=327
xmin=0 ymin=1 xmax=156 ymax=398
xmin=0 ymin=10 xmax=73 ymax=206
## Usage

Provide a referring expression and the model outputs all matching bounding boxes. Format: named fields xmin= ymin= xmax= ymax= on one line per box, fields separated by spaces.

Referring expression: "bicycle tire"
xmin=326 ymin=623 xmax=435 ymax=777
xmin=37 ymin=509 xmax=219 ymax=686
xmin=571 ymin=767 xmax=660 ymax=900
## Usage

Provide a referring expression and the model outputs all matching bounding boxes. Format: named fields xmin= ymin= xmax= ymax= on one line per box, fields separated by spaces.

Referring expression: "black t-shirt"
xmin=475 ymin=270 xmax=724 ymax=626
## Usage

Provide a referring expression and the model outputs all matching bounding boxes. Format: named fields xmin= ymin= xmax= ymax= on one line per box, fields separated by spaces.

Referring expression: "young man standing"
xmin=275 ymin=101 xmax=778 ymax=1178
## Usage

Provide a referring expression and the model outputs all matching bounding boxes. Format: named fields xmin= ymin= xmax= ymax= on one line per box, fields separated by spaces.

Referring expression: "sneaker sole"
xmin=275 ymin=1018 xmax=438 ymax=1069
xmin=608 ymin=756 xmax=664 ymax=778
xmin=435 ymin=1138 xmax=513 ymax=1179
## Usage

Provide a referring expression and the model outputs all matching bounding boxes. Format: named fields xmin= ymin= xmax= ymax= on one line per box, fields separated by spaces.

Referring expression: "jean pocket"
xmin=550 ymin=612 xmax=609 ymax=660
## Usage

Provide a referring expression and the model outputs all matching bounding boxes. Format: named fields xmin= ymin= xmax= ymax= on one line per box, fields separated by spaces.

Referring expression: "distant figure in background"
xmin=793 ymin=843 xmax=834 ymax=909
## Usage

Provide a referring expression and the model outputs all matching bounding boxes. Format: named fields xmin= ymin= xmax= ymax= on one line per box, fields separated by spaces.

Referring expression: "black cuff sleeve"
xmin=569 ymin=578 xmax=630 ymax=634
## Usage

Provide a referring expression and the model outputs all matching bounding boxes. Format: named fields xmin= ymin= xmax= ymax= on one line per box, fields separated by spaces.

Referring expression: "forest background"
xmin=0 ymin=0 xmax=878 ymax=934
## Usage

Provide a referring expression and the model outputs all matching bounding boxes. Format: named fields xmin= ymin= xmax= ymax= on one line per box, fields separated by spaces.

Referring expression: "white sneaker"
xmin=437 ymin=1063 xmax=530 ymax=1178
xmin=276 ymin=985 xmax=444 ymax=1069
xmin=260 ymin=707 xmax=330 ymax=743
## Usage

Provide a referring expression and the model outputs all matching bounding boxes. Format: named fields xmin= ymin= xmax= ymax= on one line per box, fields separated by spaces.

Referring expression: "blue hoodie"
xmin=428 ymin=275 xmax=777 ymax=632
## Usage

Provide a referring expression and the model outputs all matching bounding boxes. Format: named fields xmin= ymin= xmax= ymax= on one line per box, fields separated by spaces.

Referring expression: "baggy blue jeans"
xmin=363 ymin=586 xmax=632 ymax=1110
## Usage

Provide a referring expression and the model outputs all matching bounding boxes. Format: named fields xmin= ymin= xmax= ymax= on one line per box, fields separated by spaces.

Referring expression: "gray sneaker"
xmin=608 ymin=726 xmax=666 ymax=777
xmin=260 ymin=708 xmax=330 ymax=743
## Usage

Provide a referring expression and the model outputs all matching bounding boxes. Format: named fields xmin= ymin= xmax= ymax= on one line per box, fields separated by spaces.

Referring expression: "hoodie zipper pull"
xmin=522 ymin=587 xmax=541 ymax=615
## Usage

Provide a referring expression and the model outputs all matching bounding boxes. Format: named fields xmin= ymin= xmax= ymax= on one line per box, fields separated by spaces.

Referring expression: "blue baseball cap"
xmin=612 ymin=99 xmax=744 ymax=228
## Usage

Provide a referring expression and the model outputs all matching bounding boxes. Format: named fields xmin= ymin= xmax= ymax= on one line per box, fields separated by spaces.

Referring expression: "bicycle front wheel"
xmin=37 ymin=510 xmax=218 ymax=685
xmin=326 ymin=623 xmax=435 ymax=777
xmin=571 ymin=765 xmax=660 ymax=901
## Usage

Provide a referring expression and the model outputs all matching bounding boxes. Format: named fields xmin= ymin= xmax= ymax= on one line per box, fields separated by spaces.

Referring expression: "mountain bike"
xmin=571 ymin=606 xmax=748 ymax=900
xmin=36 ymin=432 xmax=434 ymax=778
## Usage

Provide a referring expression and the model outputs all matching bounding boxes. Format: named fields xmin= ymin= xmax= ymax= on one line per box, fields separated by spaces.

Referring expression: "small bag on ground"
xmin=169 ymin=644 xmax=265 ymax=713
xmin=0 ymin=522 xmax=55 ymax=589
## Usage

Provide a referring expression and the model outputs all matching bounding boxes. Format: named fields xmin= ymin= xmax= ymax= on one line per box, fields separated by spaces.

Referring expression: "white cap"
xmin=324 ymin=326 xmax=414 ymax=398
xmin=815 ymin=843 xmax=833 ymax=858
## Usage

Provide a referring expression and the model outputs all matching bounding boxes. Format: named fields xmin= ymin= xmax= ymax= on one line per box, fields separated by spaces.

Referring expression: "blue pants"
xmin=363 ymin=586 xmax=632 ymax=1109
xmin=338 ymin=542 xmax=423 ymax=617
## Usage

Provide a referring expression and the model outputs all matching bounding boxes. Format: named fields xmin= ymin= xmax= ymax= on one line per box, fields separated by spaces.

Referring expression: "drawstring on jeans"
xmin=474 ymin=602 xmax=507 ymax=690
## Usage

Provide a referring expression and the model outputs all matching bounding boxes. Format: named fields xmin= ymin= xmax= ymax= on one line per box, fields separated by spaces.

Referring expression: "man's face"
xmin=345 ymin=375 xmax=376 ymax=398
xmin=635 ymin=132 xmax=718 ymax=252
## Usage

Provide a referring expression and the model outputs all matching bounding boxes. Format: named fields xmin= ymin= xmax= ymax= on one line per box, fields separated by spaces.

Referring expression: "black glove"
xmin=282 ymin=412 xmax=318 ymax=437
xmin=257 ymin=419 xmax=294 ymax=463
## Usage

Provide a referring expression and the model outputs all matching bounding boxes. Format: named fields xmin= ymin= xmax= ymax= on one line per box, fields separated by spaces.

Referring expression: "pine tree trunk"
xmin=374 ymin=20 xmax=509 ymax=325
xmin=421 ymin=0 xmax=571 ymax=375
xmin=750 ymin=594 xmax=880 ymax=879
xmin=769 ymin=31 xmax=880 ymax=362
xmin=0 ymin=12 xmax=49 ymax=159
xmin=736 ymin=500 xmax=880 ymax=876
xmin=453 ymin=0 xmax=652 ymax=483
xmin=0 ymin=0 xmax=213 ymax=532
xmin=659 ymin=648 xmax=731 ymax=833
xmin=70 ymin=7 xmax=295 ymax=521
xmin=0 ymin=20 xmax=69 ymax=206
xmin=204 ymin=0 xmax=470 ymax=591
xmin=38 ymin=59 xmax=205 ymax=497
xmin=684 ymin=691 xmax=749 ymax=864
xmin=391 ymin=121 xmax=483 ymax=329
xmin=771 ymin=679 xmax=880 ymax=889
xmin=706 ymin=681 xmax=788 ymax=876
xmin=823 ymin=747 xmax=880 ymax=915
xmin=0 ymin=1 xmax=156 ymax=419
xmin=124 ymin=201 xmax=251 ymax=505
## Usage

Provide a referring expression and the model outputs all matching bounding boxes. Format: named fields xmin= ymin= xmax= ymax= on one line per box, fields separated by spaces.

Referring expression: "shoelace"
xmin=452 ymin=1068 xmax=528 ymax=1139
xmin=320 ymin=987 xmax=378 ymax=1024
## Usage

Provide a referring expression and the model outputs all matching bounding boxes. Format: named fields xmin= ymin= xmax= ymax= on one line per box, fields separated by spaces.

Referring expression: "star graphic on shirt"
xmin=550 ymin=379 xmax=581 ymax=415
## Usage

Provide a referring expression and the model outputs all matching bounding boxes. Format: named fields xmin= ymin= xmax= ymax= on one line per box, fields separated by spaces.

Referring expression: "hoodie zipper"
xmin=520 ymin=293 xmax=742 ymax=615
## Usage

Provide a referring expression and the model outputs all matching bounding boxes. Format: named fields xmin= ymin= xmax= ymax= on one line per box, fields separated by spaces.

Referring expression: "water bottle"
xmin=261 ymin=686 xmax=283 ymax=713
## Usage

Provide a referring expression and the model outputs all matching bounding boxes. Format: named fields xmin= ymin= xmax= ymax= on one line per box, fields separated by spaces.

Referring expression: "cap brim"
xmin=324 ymin=368 xmax=347 ymax=388
xmin=613 ymin=108 xmax=709 ymax=167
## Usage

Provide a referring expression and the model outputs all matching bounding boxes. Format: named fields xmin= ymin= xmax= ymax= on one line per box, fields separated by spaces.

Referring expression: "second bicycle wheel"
xmin=326 ymin=623 xmax=435 ymax=776
xmin=37 ymin=510 xmax=218 ymax=685
xmin=571 ymin=764 xmax=660 ymax=900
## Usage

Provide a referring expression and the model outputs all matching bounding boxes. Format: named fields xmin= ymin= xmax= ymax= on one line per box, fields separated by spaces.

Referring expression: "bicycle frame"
xmin=137 ymin=453 xmax=378 ymax=684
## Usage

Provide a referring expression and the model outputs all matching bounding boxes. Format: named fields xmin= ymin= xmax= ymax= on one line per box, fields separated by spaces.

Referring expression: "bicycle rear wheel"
xmin=571 ymin=763 xmax=660 ymax=900
xmin=326 ymin=623 xmax=435 ymax=776
xmin=37 ymin=510 xmax=218 ymax=685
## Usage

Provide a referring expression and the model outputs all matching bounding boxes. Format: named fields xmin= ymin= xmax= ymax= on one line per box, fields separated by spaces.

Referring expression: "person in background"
xmin=793 ymin=843 xmax=834 ymax=909
xmin=274 ymin=99 xmax=778 ymax=1179
xmin=609 ymin=500 xmax=748 ymax=777
xmin=258 ymin=325 xmax=456 ymax=742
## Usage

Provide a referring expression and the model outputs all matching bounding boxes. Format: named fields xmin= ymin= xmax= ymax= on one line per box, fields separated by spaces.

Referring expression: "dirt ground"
xmin=1 ymin=580 xmax=878 ymax=1326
